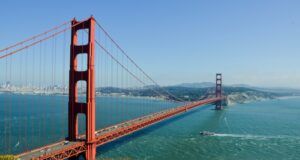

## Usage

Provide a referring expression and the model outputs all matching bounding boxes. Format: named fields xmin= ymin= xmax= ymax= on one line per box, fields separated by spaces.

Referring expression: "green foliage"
xmin=0 ymin=155 xmax=16 ymax=160
xmin=97 ymin=86 xmax=282 ymax=102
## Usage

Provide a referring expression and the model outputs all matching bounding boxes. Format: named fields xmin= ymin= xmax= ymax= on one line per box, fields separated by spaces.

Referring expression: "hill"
xmin=96 ymin=84 xmax=298 ymax=105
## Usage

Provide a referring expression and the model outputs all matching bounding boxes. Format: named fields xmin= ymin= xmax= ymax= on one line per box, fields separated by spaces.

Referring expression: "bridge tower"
xmin=68 ymin=17 xmax=96 ymax=159
xmin=215 ymin=73 xmax=223 ymax=110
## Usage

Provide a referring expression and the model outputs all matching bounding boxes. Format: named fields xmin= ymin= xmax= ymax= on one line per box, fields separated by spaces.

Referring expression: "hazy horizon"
xmin=1 ymin=1 xmax=300 ymax=88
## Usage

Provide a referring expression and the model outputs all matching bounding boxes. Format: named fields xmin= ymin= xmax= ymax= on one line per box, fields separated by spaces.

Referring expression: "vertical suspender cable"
xmin=38 ymin=41 xmax=42 ymax=145
xmin=25 ymin=46 xmax=28 ymax=151
xmin=9 ymin=50 xmax=12 ymax=153
xmin=62 ymin=30 xmax=66 ymax=139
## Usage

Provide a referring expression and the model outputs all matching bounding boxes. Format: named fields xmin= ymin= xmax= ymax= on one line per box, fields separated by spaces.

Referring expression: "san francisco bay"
xmin=0 ymin=94 xmax=299 ymax=159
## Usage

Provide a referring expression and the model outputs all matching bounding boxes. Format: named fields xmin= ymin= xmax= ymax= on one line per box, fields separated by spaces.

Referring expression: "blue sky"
xmin=1 ymin=0 xmax=300 ymax=88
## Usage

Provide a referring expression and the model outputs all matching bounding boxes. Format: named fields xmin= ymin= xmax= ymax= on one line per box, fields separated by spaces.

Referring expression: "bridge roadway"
xmin=16 ymin=97 xmax=221 ymax=160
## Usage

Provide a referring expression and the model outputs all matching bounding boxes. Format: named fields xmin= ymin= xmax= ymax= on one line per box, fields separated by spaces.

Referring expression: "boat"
xmin=200 ymin=131 xmax=215 ymax=136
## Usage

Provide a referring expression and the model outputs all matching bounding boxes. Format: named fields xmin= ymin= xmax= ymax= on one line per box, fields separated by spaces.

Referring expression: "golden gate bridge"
xmin=0 ymin=16 xmax=224 ymax=160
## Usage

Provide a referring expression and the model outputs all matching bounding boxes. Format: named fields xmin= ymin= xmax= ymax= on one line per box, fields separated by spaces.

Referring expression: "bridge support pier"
xmin=68 ymin=17 xmax=96 ymax=160
xmin=85 ymin=143 xmax=96 ymax=160
xmin=215 ymin=73 xmax=223 ymax=110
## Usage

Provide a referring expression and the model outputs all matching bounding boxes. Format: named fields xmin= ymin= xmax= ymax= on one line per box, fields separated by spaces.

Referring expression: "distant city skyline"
xmin=1 ymin=1 xmax=300 ymax=88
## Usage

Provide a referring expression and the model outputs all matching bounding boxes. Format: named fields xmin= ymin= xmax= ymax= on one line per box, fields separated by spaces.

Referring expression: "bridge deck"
xmin=17 ymin=97 xmax=221 ymax=160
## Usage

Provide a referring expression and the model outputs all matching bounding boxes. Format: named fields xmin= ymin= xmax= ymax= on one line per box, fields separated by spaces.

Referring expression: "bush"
xmin=0 ymin=155 xmax=16 ymax=160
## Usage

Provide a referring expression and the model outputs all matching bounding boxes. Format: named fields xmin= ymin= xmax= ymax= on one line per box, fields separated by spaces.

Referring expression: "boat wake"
xmin=212 ymin=133 xmax=300 ymax=140
xmin=15 ymin=141 xmax=20 ymax=148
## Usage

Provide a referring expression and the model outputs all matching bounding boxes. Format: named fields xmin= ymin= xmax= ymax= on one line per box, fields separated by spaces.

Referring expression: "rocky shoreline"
xmin=225 ymin=92 xmax=276 ymax=106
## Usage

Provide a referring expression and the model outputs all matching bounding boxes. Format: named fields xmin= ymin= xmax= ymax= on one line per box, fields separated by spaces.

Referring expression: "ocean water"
xmin=97 ymin=98 xmax=300 ymax=160
xmin=0 ymin=93 xmax=179 ymax=154
xmin=0 ymin=94 xmax=300 ymax=160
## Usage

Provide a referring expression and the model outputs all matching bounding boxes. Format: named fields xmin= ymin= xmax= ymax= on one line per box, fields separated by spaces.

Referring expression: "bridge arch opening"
xmin=77 ymin=113 xmax=86 ymax=136
xmin=76 ymin=80 xmax=87 ymax=103
xmin=76 ymin=29 xmax=89 ymax=45
xmin=76 ymin=53 xmax=88 ymax=71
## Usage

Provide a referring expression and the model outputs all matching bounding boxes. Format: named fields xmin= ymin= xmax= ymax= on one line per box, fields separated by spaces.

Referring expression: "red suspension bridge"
xmin=0 ymin=17 xmax=224 ymax=160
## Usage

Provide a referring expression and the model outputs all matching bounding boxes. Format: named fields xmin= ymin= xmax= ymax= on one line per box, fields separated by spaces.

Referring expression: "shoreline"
xmin=276 ymin=95 xmax=300 ymax=100
xmin=2 ymin=91 xmax=300 ymax=105
xmin=226 ymin=95 xmax=300 ymax=106
xmin=0 ymin=91 xmax=168 ymax=102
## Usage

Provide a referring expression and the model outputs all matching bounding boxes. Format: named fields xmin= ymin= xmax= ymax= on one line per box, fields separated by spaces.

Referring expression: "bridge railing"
xmin=0 ymin=17 xmax=185 ymax=155
xmin=0 ymin=21 xmax=72 ymax=154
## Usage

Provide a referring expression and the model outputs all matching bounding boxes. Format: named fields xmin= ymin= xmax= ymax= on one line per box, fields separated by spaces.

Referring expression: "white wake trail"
xmin=212 ymin=133 xmax=300 ymax=140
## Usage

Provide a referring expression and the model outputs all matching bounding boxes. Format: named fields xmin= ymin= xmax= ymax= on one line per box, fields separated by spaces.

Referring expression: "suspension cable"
xmin=94 ymin=39 xmax=167 ymax=99
xmin=0 ymin=17 xmax=185 ymax=102
xmin=0 ymin=18 xmax=91 ymax=60
xmin=0 ymin=20 xmax=70 ymax=53
xmin=95 ymin=20 xmax=184 ymax=102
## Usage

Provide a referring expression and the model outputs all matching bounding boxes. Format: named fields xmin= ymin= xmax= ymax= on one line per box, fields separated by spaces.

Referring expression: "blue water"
xmin=0 ymin=93 xmax=179 ymax=154
xmin=97 ymin=98 xmax=300 ymax=160
xmin=0 ymin=94 xmax=300 ymax=159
